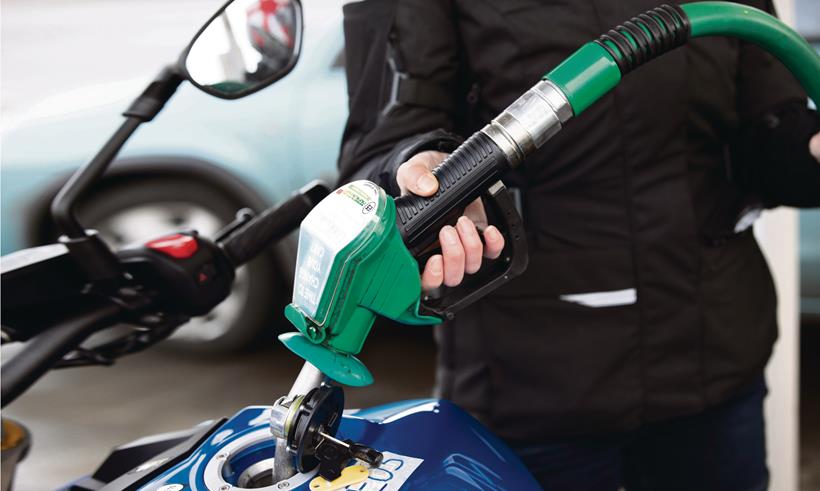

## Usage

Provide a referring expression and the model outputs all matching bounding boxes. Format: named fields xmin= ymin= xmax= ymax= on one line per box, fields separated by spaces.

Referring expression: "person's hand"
xmin=396 ymin=150 xmax=506 ymax=291
xmin=811 ymin=131 xmax=820 ymax=163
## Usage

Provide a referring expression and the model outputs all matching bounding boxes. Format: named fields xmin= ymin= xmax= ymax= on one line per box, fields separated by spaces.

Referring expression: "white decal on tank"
xmin=344 ymin=452 xmax=424 ymax=490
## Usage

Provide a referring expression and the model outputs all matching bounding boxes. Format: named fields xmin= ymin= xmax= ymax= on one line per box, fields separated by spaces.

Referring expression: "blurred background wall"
xmin=764 ymin=3 xmax=819 ymax=490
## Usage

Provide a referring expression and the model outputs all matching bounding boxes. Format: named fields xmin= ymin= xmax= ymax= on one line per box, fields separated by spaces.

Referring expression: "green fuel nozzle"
xmin=281 ymin=181 xmax=440 ymax=386
xmin=279 ymin=2 xmax=820 ymax=388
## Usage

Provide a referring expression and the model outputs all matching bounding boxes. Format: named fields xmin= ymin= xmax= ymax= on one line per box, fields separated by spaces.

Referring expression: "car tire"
xmin=68 ymin=176 xmax=285 ymax=355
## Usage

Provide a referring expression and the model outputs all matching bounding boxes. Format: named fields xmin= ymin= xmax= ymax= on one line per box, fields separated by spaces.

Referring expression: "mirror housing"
xmin=179 ymin=0 xmax=303 ymax=100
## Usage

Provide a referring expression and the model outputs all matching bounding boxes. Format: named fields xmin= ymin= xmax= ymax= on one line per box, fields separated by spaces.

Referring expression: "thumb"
xmin=396 ymin=151 xmax=446 ymax=196
xmin=810 ymin=132 xmax=820 ymax=163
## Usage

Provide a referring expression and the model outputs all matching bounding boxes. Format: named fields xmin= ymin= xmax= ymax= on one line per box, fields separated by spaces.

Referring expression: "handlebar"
xmin=1 ymin=182 xmax=329 ymax=407
xmin=221 ymin=182 xmax=329 ymax=266
xmin=1 ymin=302 xmax=123 ymax=407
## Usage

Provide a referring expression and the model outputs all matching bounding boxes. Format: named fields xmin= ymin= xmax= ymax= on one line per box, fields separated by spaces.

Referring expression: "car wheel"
xmin=71 ymin=176 xmax=284 ymax=354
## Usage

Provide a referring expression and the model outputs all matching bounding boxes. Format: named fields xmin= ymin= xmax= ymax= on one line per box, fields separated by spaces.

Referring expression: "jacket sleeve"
xmin=731 ymin=0 xmax=820 ymax=208
xmin=336 ymin=0 xmax=464 ymax=195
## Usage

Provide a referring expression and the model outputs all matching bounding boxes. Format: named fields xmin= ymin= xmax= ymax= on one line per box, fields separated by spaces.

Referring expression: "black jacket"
xmin=338 ymin=0 xmax=820 ymax=443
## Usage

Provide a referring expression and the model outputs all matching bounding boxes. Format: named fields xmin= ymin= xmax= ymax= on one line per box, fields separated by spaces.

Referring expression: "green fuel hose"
xmin=546 ymin=1 xmax=820 ymax=115
xmin=396 ymin=1 xmax=820 ymax=267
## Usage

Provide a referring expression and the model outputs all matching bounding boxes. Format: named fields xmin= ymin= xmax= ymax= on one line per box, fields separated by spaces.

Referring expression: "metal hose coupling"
xmin=480 ymin=80 xmax=573 ymax=167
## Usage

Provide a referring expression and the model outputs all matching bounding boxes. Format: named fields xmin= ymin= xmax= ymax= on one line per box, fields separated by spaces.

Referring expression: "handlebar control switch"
xmin=117 ymin=232 xmax=235 ymax=318
xmin=145 ymin=234 xmax=199 ymax=259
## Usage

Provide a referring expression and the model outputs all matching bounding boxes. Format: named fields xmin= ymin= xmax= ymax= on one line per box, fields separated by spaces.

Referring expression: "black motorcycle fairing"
xmin=68 ymin=418 xmax=226 ymax=491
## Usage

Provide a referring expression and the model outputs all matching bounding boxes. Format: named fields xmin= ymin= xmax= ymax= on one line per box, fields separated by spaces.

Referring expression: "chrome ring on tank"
xmin=202 ymin=428 xmax=317 ymax=490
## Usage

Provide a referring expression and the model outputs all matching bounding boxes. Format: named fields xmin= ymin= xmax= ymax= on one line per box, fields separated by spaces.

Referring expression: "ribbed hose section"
xmin=593 ymin=4 xmax=690 ymax=75
xmin=546 ymin=2 xmax=820 ymax=116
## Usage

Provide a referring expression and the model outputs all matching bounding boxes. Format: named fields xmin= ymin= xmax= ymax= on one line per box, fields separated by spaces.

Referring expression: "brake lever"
xmin=53 ymin=313 xmax=184 ymax=369
xmin=214 ymin=208 xmax=255 ymax=242
xmin=417 ymin=180 xmax=528 ymax=320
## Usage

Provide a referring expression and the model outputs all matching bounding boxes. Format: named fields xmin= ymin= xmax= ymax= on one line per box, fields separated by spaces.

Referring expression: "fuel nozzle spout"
xmin=270 ymin=373 xmax=382 ymax=483
xmin=271 ymin=362 xmax=327 ymax=483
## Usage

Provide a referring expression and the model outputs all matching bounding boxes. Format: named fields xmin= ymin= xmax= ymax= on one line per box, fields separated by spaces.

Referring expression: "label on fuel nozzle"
xmin=292 ymin=180 xmax=383 ymax=322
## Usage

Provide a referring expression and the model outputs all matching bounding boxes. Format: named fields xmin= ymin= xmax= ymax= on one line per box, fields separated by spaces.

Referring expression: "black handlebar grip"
xmin=221 ymin=182 xmax=329 ymax=266
xmin=394 ymin=131 xmax=512 ymax=256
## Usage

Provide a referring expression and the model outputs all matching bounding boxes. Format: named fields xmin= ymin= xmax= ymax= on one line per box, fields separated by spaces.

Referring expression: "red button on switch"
xmin=146 ymin=234 xmax=199 ymax=259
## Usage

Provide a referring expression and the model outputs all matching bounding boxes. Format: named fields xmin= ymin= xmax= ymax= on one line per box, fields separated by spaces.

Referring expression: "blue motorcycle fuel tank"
xmin=142 ymin=399 xmax=540 ymax=490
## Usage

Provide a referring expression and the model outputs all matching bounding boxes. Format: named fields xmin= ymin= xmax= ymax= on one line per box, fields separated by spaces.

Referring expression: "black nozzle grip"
xmin=221 ymin=182 xmax=329 ymax=266
xmin=394 ymin=131 xmax=511 ymax=256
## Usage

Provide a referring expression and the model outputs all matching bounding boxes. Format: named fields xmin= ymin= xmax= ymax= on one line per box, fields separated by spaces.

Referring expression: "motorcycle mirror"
xmin=180 ymin=0 xmax=303 ymax=100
